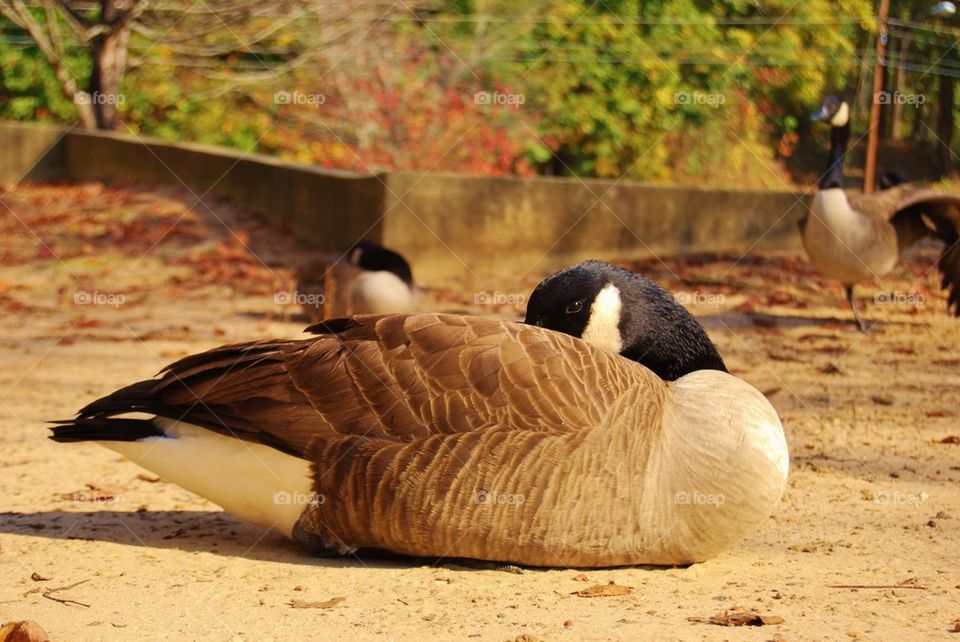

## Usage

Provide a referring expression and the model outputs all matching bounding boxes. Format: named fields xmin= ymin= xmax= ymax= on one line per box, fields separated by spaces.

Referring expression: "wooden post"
xmin=864 ymin=0 xmax=891 ymax=194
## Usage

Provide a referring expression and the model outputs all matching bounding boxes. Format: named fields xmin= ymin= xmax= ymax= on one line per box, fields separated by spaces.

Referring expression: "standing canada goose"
xmin=801 ymin=94 xmax=960 ymax=330
xmin=296 ymin=240 xmax=418 ymax=322
xmin=50 ymin=261 xmax=788 ymax=568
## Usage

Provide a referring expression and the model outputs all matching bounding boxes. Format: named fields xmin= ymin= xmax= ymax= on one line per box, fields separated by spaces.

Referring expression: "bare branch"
xmin=54 ymin=0 xmax=92 ymax=32
xmin=43 ymin=0 xmax=65 ymax=59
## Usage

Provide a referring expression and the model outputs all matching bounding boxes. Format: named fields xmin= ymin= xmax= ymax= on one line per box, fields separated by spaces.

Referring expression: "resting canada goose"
xmin=296 ymin=240 xmax=418 ymax=322
xmin=50 ymin=260 xmax=788 ymax=568
xmin=801 ymin=94 xmax=960 ymax=330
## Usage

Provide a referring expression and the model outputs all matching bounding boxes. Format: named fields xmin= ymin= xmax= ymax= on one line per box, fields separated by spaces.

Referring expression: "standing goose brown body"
xmin=802 ymin=94 xmax=960 ymax=330
xmin=51 ymin=261 xmax=788 ymax=568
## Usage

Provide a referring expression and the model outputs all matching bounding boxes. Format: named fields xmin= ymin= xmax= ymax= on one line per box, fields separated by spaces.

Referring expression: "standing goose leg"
xmin=845 ymin=284 xmax=867 ymax=332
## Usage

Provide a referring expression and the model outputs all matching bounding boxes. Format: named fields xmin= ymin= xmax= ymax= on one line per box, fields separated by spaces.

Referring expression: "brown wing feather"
xmin=77 ymin=313 xmax=656 ymax=455
xmin=886 ymin=196 xmax=960 ymax=316
xmin=843 ymin=184 xmax=960 ymax=314
xmin=846 ymin=184 xmax=960 ymax=222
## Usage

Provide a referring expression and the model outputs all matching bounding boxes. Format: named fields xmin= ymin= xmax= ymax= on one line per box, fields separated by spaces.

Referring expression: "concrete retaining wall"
xmin=384 ymin=172 xmax=806 ymax=276
xmin=1 ymin=121 xmax=807 ymax=277
xmin=0 ymin=121 xmax=67 ymax=184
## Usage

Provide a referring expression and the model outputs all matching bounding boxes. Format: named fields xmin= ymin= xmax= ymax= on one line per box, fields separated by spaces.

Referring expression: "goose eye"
xmin=565 ymin=300 xmax=583 ymax=314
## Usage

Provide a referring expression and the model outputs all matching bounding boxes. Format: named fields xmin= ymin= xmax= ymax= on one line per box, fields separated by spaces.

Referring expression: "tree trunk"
xmin=912 ymin=100 xmax=925 ymax=142
xmin=880 ymin=53 xmax=893 ymax=140
xmin=891 ymin=34 xmax=911 ymax=140
xmin=88 ymin=0 xmax=132 ymax=130
xmin=937 ymin=72 xmax=955 ymax=177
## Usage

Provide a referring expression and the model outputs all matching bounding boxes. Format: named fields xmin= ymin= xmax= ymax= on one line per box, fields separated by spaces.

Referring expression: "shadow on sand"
xmin=0 ymin=509 xmax=687 ymax=572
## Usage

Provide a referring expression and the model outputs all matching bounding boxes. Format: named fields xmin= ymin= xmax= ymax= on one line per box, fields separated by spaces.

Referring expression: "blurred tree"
xmin=5 ymin=0 xmax=960 ymax=185
xmin=0 ymin=0 xmax=395 ymax=129
xmin=501 ymin=0 xmax=874 ymax=182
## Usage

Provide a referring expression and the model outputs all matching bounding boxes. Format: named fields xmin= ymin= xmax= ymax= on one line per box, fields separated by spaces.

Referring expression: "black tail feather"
xmin=75 ymin=380 xmax=162 ymax=418
xmin=49 ymin=416 xmax=163 ymax=443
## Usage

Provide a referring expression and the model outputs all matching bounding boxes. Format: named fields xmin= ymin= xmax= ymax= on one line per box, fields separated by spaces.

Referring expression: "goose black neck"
xmin=616 ymin=281 xmax=728 ymax=381
xmin=819 ymin=123 xmax=849 ymax=190
xmin=621 ymin=325 xmax=727 ymax=381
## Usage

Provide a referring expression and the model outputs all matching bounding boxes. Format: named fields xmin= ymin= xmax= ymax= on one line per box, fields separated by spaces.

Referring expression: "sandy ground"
xmin=0 ymin=182 xmax=958 ymax=641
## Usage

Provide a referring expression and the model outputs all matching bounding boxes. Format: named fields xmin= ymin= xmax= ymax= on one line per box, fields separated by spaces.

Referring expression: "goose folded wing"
xmin=68 ymin=314 xmax=647 ymax=455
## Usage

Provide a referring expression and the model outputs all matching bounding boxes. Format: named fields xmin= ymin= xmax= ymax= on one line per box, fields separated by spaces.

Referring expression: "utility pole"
xmin=864 ymin=0 xmax=890 ymax=194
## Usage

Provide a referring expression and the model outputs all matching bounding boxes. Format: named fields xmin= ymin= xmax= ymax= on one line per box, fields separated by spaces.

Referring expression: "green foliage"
xmin=0 ymin=24 xmax=88 ymax=122
xmin=499 ymin=0 xmax=875 ymax=184
xmin=121 ymin=62 xmax=272 ymax=152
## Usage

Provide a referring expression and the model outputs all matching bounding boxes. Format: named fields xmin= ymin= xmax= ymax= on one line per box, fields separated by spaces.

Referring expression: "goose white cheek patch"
xmin=830 ymin=102 xmax=849 ymax=127
xmin=581 ymin=283 xmax=624 ymax=354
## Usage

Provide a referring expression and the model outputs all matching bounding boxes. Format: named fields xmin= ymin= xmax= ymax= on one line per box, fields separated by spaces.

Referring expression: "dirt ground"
xmin=0 ymin=182 xmax=958 ymax=641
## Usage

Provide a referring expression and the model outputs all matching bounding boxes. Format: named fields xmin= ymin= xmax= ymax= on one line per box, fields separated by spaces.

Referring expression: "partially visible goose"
xmin=296 ymin=240 xmax=418 ymax=322
xmin=50 ymin=260 xmax=788 ymax=568
xmin=801 ymin=94 xmax=960 ymax=330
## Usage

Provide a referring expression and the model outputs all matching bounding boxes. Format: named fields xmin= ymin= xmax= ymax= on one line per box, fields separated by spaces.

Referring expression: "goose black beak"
xmin=811 ymin=106 xmax=830 ymax=122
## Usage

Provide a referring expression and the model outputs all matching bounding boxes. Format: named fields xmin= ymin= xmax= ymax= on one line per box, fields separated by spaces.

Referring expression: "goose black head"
xmin=524 ymin=260 xmax=727 ymax=381
xmin=811 ymin=94 xmax=850 ymax=128
xmin=347 ymin=241 xmax=414 ymax=287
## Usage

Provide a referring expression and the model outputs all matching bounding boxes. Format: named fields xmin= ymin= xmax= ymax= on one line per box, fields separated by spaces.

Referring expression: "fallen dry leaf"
xmin=688 ymin=610 xmax=785 ymax=627
xmin=0 ymin=620 xmax=50 ymax=642
xmin=288 ymin=597 xmax=345 ymax=609
xmin=870 ymin=395 xmax=895 ymax=406
xmin=61 ymin=484 xmax=121 ymax=503
xmin=572 ymin=581 xmax=632 ymax=598
xmin=937 ymin=436 xmax=960 ymax=444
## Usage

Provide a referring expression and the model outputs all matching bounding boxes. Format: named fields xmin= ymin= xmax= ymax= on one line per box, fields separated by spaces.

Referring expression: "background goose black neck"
xmin=819 ymin=121 xmax=850 ymax=190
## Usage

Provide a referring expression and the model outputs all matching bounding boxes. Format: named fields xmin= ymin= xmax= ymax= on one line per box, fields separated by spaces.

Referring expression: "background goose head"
xmin=810 ymin=94 xmax=850 ymax=128
xmin=347 ymin=240 xmax=414 ymax=288
xmin=524 ymin=260 xmax=727 ymax=380
xmin=296 ymin=240 xmax=418 ymax=321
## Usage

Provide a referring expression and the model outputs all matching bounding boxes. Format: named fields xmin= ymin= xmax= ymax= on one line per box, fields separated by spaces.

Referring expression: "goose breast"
xmin=804 ymin=189 xmax=898 ymax=282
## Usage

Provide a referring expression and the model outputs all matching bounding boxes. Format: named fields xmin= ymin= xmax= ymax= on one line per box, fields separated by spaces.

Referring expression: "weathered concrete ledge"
xmin=1 ymin=121 xmax=807 ymax=278
xmin=384 ymin=172 xmax=806 ymax=276
xmin=0 ymin=121 xmax=66 ymax=184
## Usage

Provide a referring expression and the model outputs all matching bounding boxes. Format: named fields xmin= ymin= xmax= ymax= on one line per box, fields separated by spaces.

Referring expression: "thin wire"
xmin=131 ymin=52 xmax=871 ymax=69
xmin=0 ymin=4 xmax=875 ymax=26
xmin=889 ymin=17 xmax=960 ymax=39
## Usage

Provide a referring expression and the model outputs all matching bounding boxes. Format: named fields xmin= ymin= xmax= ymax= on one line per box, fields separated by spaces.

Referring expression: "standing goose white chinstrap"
xmin=51 ymin=261 xmax=789 ymax=568
xmin=801 ymin=94 xmax=960 ymax=330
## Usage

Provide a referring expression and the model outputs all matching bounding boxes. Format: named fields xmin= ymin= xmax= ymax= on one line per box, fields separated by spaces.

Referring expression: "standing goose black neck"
xmin=820 ymin=120 xmax=850 ymax=190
